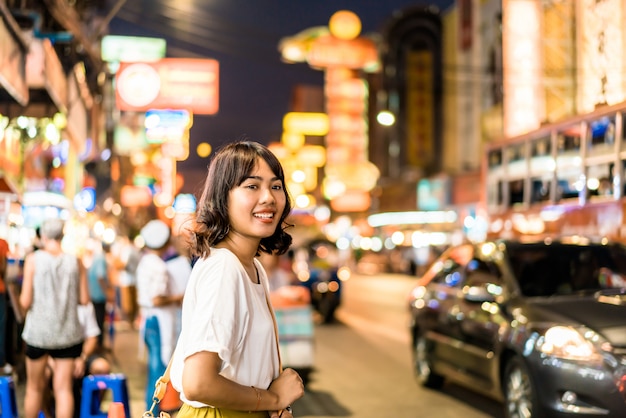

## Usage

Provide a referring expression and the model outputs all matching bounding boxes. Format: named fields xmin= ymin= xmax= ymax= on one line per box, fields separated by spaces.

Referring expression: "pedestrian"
xmin=41 ymin=301 xmax=112 ymax=418
xmin=117 ymin=235 xmax=141 ymax=328
xmin=19 ymin=218 xmax=90 ymax=418
xmin=0 ymin=235 xmax=11 ymax=375
xmin=169 ymin=141 xmax=304 ymax=418
xmin=84 ymin=240 xmax=111 ymax=351
xmin=136 ymin=219 xmax=184 ymax=414
xmin=163 ymin=234 xmax=192 ymax=337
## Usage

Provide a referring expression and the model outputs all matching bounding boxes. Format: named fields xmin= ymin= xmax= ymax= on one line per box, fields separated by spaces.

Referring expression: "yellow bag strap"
xmin=143 ymin=357 xmax=173 ymax=417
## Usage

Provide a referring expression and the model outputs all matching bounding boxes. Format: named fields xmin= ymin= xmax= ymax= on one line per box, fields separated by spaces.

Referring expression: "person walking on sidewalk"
xmin=163 ymin=235 xmax=193 ymax=337
xmin=0 ymin=236 xmax=11 ymax=375
xmin=19 ymin=218 xmax=90 ymax=418
xmin=170 ymin=141 xmax=304 ymax=418
xmin=84 ymin=240 xmax=112 ymax=351
xmin=136 ymin=219 xmax=184 ymax=414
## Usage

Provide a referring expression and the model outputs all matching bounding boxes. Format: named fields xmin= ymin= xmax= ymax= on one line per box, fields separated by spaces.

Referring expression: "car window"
xmin=465 ymin=259 xmax=503 ymax=287
xmin=506 ymin=243 xmax=626 ymax=297
xmin=431 ymin=257 xmax=465 ymax=288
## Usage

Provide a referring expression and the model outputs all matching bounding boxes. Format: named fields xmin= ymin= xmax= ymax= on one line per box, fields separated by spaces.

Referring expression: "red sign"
xmin=115 ymin=58 xmax=219 ymax=115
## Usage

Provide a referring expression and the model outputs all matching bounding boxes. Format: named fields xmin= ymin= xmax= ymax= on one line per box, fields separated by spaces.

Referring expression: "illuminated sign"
xmin=74 ymin=187 xmax=96 ymax=212
xmin=116 ymin=58 xmax=219 ymax=115
xmin=144 ymin=109 xmax=192 ymax=144
xmin=283 ymin=112 xmax=329 ymax=135
xmin=173 ymin=194 xmax=197 ymax=213
xmin=101 ymin=35 xmax=166 ymax=63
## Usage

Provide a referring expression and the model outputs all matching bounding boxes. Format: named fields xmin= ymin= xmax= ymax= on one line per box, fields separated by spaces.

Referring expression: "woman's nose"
xmin=261 ymin=186 xmax=276 ymax=203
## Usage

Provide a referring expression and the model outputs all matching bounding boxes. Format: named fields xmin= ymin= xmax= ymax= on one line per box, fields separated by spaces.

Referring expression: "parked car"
xmin=408 ymin=237 xmax=626 ymax=418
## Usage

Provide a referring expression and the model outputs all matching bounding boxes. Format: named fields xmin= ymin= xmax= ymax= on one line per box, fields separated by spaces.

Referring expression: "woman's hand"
xmin=73 ymin=356 xmax=86 ymax=378
xmin=270 ymin=405 xmax=293 ymax=418
xmin=267 ymin=368 xmax=304 ymax=411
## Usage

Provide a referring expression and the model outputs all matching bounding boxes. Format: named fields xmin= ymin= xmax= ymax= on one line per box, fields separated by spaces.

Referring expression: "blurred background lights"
xmin=52 ymin=112 xmax=67 ymax=129
xmin=391 ymin=231 xmax=405 ymax=245
xmin=376 ymin=110 xmax=396 ymax=126
xmin=102 ymin=227 xmax=117 ymax=244
xmin=295 ymin=194 xmax=311 ymax=208
xmin=336 ymin=236 xmax=350 ymax=250
xmin=164 ymin=206 xmax=176 ymax=218
xmin=292 ymin=170 xmax=306 ymax=183
xmin=314 ymin=205 xmax=331 ymax=222
xmin=370 ymin=237 xmax=383 ymax=252
xmin=196 ymin=142 xmax=212 ymax=158
xmin=329 ymin=10 xmax=362 ymax=40
xmin=384 ymin=237 xmax=396 ymax=249
xmin=111 ymin=203 xmax=122 ymax=216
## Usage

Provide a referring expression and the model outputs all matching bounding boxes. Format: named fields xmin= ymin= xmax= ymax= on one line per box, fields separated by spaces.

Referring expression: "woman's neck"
xmin=43 ymin=240 xmax=63 ymax=255
xmin=217 ymin=235 xmax=258 ymax=269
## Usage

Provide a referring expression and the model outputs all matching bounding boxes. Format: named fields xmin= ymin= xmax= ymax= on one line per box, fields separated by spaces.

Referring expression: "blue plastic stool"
xmin=0 ymin=376 xmax=18 ymax=418
xmin=80 ymin=374 xmax=130 ymax=418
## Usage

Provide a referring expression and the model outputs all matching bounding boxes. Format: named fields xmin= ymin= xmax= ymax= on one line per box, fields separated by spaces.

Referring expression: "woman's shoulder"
xmin=191 ymin=248 xmax=244 ymax=285
xmin=194 ymin=248 xmax=238 ymax=271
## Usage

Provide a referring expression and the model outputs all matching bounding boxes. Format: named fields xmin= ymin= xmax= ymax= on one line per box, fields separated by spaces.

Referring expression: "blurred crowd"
xmin=0 ymin=217 xmax=194 ymax=418
xmin=0 ymin=215 xmax=353 ymax=417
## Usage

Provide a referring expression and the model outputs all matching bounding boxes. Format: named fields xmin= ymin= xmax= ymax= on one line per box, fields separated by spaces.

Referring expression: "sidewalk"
xmin=14 ymin=322 xmax=150 ymax=418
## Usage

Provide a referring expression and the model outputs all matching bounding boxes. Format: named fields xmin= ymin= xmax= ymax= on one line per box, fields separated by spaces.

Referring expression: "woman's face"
xmin=227 ymin=157 xmax=286 ymax=242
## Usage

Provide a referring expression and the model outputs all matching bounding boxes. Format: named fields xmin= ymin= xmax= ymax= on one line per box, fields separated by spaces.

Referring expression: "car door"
xmin=453 ymin=257 xmax=506 ymax=391
xmin=420 ymin=245 xmax=474 ymax=370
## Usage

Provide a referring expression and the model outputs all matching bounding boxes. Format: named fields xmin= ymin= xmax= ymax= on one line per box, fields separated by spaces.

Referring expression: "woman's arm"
xmin=19 ymin=253 xmax=34 ymax=312
xmin=182 ymin=351 xmax=282 ymax=412
xmin=78 ymin=259 xmax=90 ymax=305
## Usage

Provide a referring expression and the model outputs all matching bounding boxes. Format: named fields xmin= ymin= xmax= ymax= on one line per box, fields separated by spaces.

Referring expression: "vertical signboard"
xmin=405 ymin=50 xmax=433 ymax=168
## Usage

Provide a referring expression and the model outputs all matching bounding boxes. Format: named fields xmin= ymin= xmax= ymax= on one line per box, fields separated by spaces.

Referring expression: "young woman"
xmin=170 ymin=141 xmax=304 ymax=418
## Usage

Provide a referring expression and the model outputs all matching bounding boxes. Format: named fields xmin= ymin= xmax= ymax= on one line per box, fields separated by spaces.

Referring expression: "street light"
xmin=376 ymin=110 xmax=396 ymax=127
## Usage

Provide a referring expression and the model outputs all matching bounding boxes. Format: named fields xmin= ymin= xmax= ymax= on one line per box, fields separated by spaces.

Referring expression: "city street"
xmin=14 ymin=273 xmax=504 ymax=417
xmin=292 ymin=273 xmax=504 ymax=418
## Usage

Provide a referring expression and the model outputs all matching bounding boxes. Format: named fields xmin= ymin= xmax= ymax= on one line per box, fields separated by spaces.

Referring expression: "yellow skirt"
xmin=176 ymin=403 xmax=268 ymax=418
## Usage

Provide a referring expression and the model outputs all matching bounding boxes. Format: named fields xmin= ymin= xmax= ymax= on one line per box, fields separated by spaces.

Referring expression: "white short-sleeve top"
xmin=170 ymin=247 xmax=280 ymax=408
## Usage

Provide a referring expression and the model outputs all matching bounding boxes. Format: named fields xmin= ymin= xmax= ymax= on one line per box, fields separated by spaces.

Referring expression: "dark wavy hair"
xmin=190 ymin=141 xmax=292 ymax=259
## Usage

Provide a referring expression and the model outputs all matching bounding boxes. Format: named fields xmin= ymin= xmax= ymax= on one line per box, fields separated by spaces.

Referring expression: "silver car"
xmin=408 ymin=238 xmax=626 ymax=418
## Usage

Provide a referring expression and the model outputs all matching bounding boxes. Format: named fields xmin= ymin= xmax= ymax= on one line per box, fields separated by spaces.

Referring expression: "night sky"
xmin=107 ymin=0 xmax=454 ymax=193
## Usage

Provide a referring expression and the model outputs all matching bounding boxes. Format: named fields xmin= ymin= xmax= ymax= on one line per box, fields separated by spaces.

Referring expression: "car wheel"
xmin=413 ymin=334 xmax=444 ymax=389
xmin=503 ymin=356 xmax=540 ymax=418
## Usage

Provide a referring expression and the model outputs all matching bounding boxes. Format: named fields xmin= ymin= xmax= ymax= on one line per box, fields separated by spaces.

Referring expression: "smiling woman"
xmin=168 ymin=141 xmax=304 ymax=418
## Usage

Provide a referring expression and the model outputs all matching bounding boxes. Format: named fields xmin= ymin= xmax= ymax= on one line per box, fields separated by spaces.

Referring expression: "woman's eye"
xmin=272 ymin=184 xmax=283 ymax=190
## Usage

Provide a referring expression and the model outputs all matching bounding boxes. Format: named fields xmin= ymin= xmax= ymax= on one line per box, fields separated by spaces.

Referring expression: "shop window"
xmin=488 ymin=149 xmax=502 ymax=168
xmin=588 ymin=116 xmax=616 ymax=157
xmin=531 ymin=136 xmax=551 ymax=157
xmin=507 ymin=143 xmax=525 ymax=162
xmin=557 ymin=126 xmax=581 ymax=154
xmin=531 ymin=178 xmax=551 ymax=204
xmin=509 ymin=179 xmax=524 ymax=207
xmin=587 ymin=162 xmax=613 ymax=197
xmin=487 ymin=180 xmax=504 ymax=208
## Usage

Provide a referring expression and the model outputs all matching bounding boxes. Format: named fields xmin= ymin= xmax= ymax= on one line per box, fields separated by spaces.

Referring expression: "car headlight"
xmin=536 ymin=326 xmax=601 ymax=361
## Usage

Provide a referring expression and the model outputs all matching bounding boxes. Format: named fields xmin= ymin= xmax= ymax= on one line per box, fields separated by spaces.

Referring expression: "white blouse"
xmin=170 ymin=247 xmax=280 ymax=408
